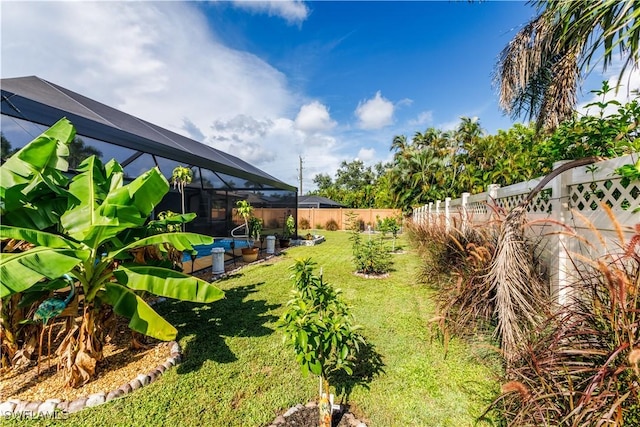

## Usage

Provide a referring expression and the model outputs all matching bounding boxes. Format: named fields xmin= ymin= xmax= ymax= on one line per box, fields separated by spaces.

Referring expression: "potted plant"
xmin=280 ymin=214 xmax=295 ymax=248
xmin=236 ymin=200 xmax=260 ymax=262
xmin=278 ymin=259 xmax=364 ymax=427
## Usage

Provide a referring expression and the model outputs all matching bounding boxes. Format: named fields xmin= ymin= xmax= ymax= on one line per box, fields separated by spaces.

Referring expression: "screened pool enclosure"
xmin=1 ymin=76 xmax=298 ymax=239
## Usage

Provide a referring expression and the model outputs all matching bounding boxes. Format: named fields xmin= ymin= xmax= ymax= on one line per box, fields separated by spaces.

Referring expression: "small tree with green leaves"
xmin=377 ymin=216 xmax=401 ymax=252
xmin=171 ymin=166 xmax=192 ymax=217
xmin=278 ymin=258 xmax=364 ymax=427
xmin=283 ymin=214 xmax=295 ymax=239
xmin=236 ymin=199 xmax=254 ymax=245
xmin=348 ymin=212 xmax=392 ymax=275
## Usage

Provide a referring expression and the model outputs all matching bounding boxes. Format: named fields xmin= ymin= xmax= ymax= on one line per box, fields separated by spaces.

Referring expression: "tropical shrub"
xmin=407 ymin=218 xmax=497 ymax=341
xmin=248 ymin=216 xmax=262 ymax=240
xmin=278 ymin=258 xmax=365 ymax=427
xmin=377 ymin=216 xmax=401 ymax=251
xmin=325 ymin=218 xmax=339 ymax=231
xmin=283 ymin=214 xmax=295 ymax=239
xmin=299 ymin=217 xmax=311 ymax=230
xmin=348 ymin=212 xmax=391 ymax=275
xmin=0 ymin=118 xmax=225 ymax=386
xmin=487 ymin=213 xmax=640 ymax=425
xmin=352 ymin=238 xmax=391 ymax=275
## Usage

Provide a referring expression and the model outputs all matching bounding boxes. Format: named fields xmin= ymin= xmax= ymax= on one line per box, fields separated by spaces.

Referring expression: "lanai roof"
xmin=1 ymin=76 xmax=296 ymax=192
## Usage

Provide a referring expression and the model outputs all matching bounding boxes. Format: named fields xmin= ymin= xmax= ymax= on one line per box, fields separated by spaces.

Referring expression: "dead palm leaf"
xmin=488 ymin=156 xmax=602 ymax=365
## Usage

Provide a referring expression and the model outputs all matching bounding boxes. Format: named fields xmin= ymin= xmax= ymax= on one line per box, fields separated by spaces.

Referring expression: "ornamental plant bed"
xmin=291 ymin=235 xmax=325 ymax=246
xmin=0 ymin=314 xmax=171 ymax=404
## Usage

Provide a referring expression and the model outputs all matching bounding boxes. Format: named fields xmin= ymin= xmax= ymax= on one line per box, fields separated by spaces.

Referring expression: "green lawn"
xmin=13 ymin=231 xmax=501 ymax=427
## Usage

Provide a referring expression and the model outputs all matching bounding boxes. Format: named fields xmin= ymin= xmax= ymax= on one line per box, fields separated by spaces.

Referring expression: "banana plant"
xmin=0 ymin=119 xmax=224 ymax=386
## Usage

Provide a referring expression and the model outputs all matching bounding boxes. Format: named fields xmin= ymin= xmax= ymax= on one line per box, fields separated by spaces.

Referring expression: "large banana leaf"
xmin=104 ymin=159 xmax=124 ymax=193
xmin=61 ymin=160 xmax=167 ymax=248
xmin=60 ymin=156 xmax=107 ymax=242
xmin=0 ymin=118 xmax=73 ymax=187
xmin=3 ymin=193 xmax=71 ymax=230
xmin=110 ymin=232 xmax=214 ymax=259
xmin=0 ymin=225 xmax=81 ymax=250
xmin=101 ymin=282 xmax=177 ymax=341
xmin=0 ymin=247 xmax=83 ymax=297
xmin=123 ymin=167 xmax=169 ymax=216
xmin=1 ymin=118 xmax=73 ymax=221
xmin=112 ymin=265 xmax=224 ymax=303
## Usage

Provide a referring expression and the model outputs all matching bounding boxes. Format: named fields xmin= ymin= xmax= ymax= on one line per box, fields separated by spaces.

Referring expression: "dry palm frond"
xmin=537 ymin=46 xmax=581 ymax=131
xmin=488 ymin=157 xmax=602 ymax=365
xmin=486 ymin=202 xmax=640 ymax=425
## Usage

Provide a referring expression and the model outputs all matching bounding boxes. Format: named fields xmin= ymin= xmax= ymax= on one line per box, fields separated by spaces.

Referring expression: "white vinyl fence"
xmin=412 ymin=154 xmax=639 ymax=304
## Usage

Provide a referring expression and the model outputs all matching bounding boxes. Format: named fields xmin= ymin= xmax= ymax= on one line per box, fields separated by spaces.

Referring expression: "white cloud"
xmin=357 ymin=147 xmax=376 ymax=162
xmin=1 ymin=2 xmax=310 ymax=183
xmin=0 ymin=1 xmax=382 ymax=193
xmin=230 ymin=0 xmax=310 ymax=25
xmin=408 ymin=111 xmax=434 ymax=127
xmin=294 ymin=101 xmax=337 ymax=132
xmin=578 ymin=62 xmax=640 ymax=117
xmin=355 ymin=91 xmax=395 ymax=130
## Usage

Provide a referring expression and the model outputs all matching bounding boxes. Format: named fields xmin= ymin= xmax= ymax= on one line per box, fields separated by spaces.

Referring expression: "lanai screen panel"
xmin=1 ymin=76 xmax=297 ymax=237
xmin=1 ymin=76 xmax=295 ymax=192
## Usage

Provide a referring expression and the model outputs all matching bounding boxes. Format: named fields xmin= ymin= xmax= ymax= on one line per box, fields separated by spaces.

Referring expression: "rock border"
xmin=267 ymin=401 xmax=368 ymax=427
xmin=0 ymin=341 xmax=183 ymax=419
xmin=291 ymin=235 xmax=326 ymax=246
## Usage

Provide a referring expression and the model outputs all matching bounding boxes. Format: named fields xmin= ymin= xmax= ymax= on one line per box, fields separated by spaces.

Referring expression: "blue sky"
xmin=2 ymin=1 xmax=636 ymax=192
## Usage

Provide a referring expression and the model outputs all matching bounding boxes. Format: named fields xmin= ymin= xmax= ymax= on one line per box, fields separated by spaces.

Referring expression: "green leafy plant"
xmin=283 ymin=214 xmax=295 ymax=239
xmin=616 ymin=158 xmax=640 ymax=212
xmin=151 ymin=210 xmax=194 ymax=233
xmin=236 ymin=199 xmax=254 ymax=244
xmin=278 ymin=258 xmax=365 ymax=427
xmin=377 ymin=216 xmax=401 ymax=251
xmin=348 ymin=212 xmax=391 ymax=275
xmin=171 ymin=165 xmax=193 ymax=215
xmin=248 ymin=216 xmax=262 ymax=240
xmin=0 ymin=119 xmax=224 ymax=387
xmin=352 ymin=238 xmax=392 ymax=275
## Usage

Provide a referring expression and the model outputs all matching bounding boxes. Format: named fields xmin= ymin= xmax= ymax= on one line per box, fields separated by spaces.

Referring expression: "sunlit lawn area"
xmin=15 ymin=231 xmax=501 ymax=427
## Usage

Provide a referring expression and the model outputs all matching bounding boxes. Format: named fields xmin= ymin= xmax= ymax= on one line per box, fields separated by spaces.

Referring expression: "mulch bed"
xmin=0 ymin=316 xmax=169 ymax=402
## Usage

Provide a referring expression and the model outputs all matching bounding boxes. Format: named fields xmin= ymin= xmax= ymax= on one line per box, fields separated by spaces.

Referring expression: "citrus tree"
xmin=0 ymin=118 xmax=224 ymax=386
xmin=278 ymin=258 xmax=364 ymax=427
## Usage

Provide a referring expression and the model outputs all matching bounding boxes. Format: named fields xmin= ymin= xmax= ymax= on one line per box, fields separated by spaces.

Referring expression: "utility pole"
xmin=298 ymin=155 xmax=303 ymax=196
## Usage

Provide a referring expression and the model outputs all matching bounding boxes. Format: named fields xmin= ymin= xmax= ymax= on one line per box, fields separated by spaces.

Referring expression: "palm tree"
xmin=495 ymin=0 xmax=640 ymax=131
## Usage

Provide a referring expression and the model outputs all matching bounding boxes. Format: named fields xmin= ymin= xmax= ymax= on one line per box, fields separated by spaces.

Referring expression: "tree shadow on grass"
xmin=328 ymin=339 xmax=386 ymax=404
xmin=154 ymin=281 xmax=280 ymax=374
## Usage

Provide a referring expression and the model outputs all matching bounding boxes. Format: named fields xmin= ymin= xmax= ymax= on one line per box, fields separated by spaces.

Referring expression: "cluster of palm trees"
xmin=386 ymin=117 xmax=549 ymax=213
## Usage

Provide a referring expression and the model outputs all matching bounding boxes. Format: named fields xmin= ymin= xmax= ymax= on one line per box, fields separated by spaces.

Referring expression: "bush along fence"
xmin=412 ymin=154 xmax=639 ymax=304
xmin=297 ymin=208 xmax=401 ymax=231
